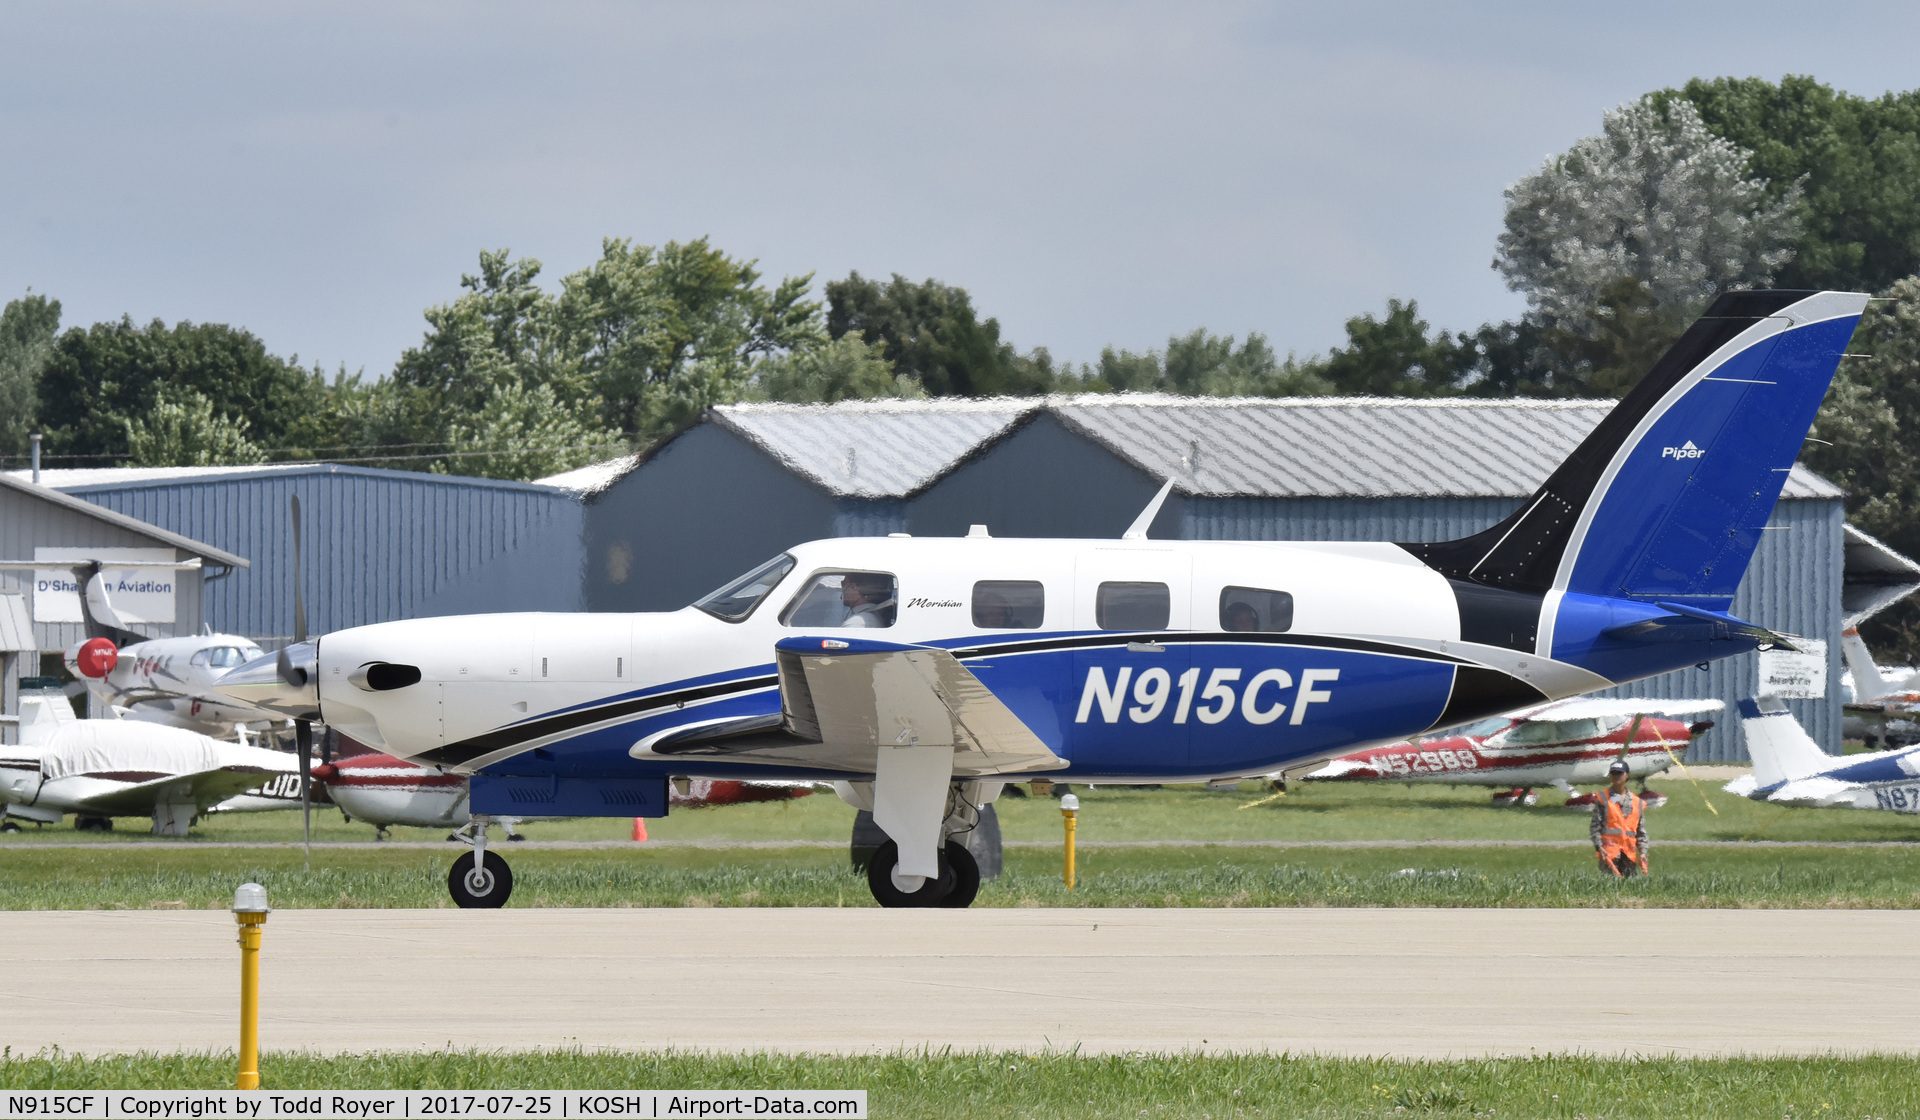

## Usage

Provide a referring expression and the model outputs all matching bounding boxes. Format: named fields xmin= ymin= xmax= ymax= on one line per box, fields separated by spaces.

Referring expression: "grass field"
xmin=9 ymin=771 xmax=1920 ymax=847
xmin=4 ymin=1049 xmax=1918 ymax=1118
xmin=7 ymin=834 xmax=1920 ymax=909
xmin=6 ymin=778 xmax=1920 ymax=910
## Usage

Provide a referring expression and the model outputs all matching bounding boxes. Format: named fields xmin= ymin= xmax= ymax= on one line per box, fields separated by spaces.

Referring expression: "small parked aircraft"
xmin=211 ymin=290 xmax=1869 ymax=908
xmin=1727 ymin=696 xmax=1920 ymax=813
xmin=1839 ymin=628 xmax=1920 ymax=749
xmin=0 ymin=686 xmax=299 ymax=835
xmin=1300 ymin=697 xmax=1721 ymax=805
xmin=0 ymin=558 xmax=274 ymax=739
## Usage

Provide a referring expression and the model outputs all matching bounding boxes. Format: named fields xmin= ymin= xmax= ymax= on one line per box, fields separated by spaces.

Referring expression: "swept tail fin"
xmin=1408 ymin=290 xmax=1866 ymax=610
xmin=1738 ymin=696 xmax=1835 ymax=788
xmin=1841 ymin=627 xmax=1920 ymax=702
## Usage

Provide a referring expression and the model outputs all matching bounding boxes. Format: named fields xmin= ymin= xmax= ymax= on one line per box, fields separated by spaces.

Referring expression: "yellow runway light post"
xmin=1059 ymin=793 xmax=1079 ymax=891
xmin=232 ymin=882 xmax=270 ymax=1090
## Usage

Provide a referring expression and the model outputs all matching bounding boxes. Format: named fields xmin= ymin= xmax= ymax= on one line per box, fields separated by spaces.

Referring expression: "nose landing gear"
xmin=447 ymin=815 xmax=514 ymax=908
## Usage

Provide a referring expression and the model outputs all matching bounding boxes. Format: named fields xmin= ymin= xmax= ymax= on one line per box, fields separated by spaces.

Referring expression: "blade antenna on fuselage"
xmin=1122 ymin=477 xmax=1177 ymax=540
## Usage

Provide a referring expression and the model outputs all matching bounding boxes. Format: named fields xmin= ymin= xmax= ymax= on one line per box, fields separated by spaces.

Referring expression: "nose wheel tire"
xmin=866 ymin=840 xmax=981 ymax=908
xmin=448 ymin=850 xmax=514 ymax=908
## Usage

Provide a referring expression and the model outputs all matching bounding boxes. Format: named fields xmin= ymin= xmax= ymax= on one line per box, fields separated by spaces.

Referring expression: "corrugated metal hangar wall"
xmin=565 ymin=395 xmax=1860 ymax=763
xmin=19 ymin=464 xmax=583 ymax=643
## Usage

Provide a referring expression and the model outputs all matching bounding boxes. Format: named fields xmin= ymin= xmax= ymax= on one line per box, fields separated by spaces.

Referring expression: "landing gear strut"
xmin=447 ymin=815 xmax=514 ymax=907
xmin=841 ymin=777 xmax=1001 ymax=908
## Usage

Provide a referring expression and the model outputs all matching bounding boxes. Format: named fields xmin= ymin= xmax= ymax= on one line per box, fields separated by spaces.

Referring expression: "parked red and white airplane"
xmin=312 ymin=743 xmax=814 ymax=840
xmin=209 ymin=290 xmax=1869 ymax=907
xmin=0 ymin=558 xmax=275 ymax=739
xmin=1299 ymin=697 xmax=1721 ymax=805
xmin=0 ymin=687 xmax=299 ymax=835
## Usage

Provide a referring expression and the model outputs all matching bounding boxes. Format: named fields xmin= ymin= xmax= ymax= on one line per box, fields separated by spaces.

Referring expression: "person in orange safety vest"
xmin=1590 ymin=759 xmax=1649 ymax=878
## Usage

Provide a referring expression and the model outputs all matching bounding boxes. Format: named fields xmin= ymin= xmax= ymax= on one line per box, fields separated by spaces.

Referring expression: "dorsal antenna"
xmin=1122 ymin=477 xmax=1176 ymax=540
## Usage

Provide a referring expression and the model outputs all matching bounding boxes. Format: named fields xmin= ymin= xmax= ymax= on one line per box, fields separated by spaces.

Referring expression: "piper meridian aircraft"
xmin=0 ymin=558 xmax=273 ymax=739
xmin=1300 ymin=697 xmax=1721 ymax=806
xmin=212 ymin=289 xmax=1869 ymax=908
xmin=1727 ymin=696 xmax=1920 ymax=813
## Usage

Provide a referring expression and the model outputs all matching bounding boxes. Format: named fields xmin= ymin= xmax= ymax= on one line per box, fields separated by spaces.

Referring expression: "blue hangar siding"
xmin=57 ymin=466 xmax=585 ymax=642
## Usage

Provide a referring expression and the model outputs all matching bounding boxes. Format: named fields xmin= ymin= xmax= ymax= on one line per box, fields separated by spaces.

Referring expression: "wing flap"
xmin=634 ymin=638 xmax=1064 ymax=776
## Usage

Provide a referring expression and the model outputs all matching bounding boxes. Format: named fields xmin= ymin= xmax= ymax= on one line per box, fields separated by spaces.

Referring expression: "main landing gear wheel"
xmin=868 ymin=839 xmax=978 ymax=908
xmin=448 ymin=850 xmax=514 ymax=908
xmin=938 ymin=841 xmax=980 ymax=909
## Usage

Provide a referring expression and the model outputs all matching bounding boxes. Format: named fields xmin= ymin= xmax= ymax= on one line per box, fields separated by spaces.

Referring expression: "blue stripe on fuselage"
xmin=482 ymin=633 xmax=1459 ymax=783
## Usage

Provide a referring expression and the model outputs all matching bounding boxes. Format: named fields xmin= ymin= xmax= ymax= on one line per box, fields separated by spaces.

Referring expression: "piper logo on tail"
xmin=1661 ymin=440 xmax=1705 ymax=460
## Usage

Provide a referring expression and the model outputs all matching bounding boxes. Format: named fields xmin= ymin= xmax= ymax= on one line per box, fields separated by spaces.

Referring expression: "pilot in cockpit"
xmin=841 ymin=573 xmax=897 ymax=627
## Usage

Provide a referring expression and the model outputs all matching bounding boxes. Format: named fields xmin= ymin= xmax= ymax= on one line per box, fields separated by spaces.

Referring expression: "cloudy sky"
xmin=3 ymin=2 xmax=1916 ymax=377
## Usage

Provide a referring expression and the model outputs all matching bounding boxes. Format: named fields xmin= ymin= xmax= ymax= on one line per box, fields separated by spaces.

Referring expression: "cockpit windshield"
xmin=693 ymin=554 xmax=797 ymax=622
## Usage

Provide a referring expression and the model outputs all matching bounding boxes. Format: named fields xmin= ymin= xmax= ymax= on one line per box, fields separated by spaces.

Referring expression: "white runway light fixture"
xmin=232 ymin=882 xmax=270 ymax=1090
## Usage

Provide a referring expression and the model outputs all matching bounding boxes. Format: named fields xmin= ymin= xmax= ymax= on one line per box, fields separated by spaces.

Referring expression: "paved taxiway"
xmin=5 ymin=908 xmax=1915 ymax=1057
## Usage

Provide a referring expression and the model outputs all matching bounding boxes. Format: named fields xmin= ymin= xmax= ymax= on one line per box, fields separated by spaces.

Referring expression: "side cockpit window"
xmin=694 ymin=554 xmax=798 ymax=622
xmin=781 ymin=572 xmax=898 ymax=628
xmin=972 ymin=580 xmax=1044 ymax=629
xmin=1219 ymin=586 xmax=1293 ymax=633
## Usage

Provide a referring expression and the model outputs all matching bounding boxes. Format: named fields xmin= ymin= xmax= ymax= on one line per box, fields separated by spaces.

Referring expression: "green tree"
xmin=750 ymin=336 xmax=923 ymax=404
xmin=1315 ymin=301 xmax=1477 ymax=397
xmin=38 ymin=317 xmax=328 ymax=461
xmin=123 ymin=385 xmax=268 ymax=467
xmin=1079 ymin=329 xmax=1330 ymax=397
xmin=825 ymin=272 xmax=1050 ymax=396
xmin=1497 ymin=96 xmax=1801 ymax=344
xmin=556 ymin=238 xmax=824 ymax=435
xmin=1670 ymin=76 xmax=1920 ymax=293
xmin=1804 ymin=275 xmax=1920 ymax=659
xmin=0 ymin=292 xmax=60 ymax=459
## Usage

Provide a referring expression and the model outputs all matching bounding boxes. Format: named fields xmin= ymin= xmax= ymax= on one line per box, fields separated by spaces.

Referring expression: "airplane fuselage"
xmin=306 ymin=536 xmax=1650 ymax=787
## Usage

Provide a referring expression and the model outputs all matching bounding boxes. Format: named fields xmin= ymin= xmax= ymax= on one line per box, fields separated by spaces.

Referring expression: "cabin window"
xmin=780 ymin=572 xmax=898 ymax=628
xmin=1096 ymin=582 xmax=1169 ymax=631
xmin=1493 ymin=720 xmax=1557 ymax=747
xmin=1219 ymin=586 xmax=1293 ymax=633
xmin=694 ymin=553 xmax=797 ymax=622
xmin=1555 ymin=718 xmax=1603 ymax=742
xmin=190 ymin=646 xmax=252 ymax=669
xmin=972 ymin=581 xmax=1045 ymax=629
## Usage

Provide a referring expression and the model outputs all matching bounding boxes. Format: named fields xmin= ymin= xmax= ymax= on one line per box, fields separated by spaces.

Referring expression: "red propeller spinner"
xmin=73 ymin=636 xmax=118 ymax=678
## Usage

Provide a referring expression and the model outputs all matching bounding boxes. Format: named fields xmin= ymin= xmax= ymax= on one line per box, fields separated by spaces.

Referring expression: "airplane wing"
xmin=636 ymin=637 xmax=1065 ymax=777
xmin=1517 ymin=697 xmax=1725 ymax=722
xmin=52 ymin=767 xmax=284 ymax=817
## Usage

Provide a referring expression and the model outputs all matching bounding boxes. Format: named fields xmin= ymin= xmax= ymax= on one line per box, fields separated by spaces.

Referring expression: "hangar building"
xmin=0 ymin=473 xmax=247 ymax=740
xmin=11 ymin=463 xmax=583 ymax=643
xmin=548 ymin=394 xmax=1911 ymax=762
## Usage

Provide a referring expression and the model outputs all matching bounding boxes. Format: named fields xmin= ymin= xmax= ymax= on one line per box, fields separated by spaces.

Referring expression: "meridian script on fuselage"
xmin=1074 ymin=665 xmax=1339 ymax=726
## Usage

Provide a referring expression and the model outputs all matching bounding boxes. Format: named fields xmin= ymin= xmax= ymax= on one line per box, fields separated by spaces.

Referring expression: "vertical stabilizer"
xmin=1840 ymin=628 xmax=1920 ymax=702
xmin=1738 ymin=696 xmax=1835 ymax=788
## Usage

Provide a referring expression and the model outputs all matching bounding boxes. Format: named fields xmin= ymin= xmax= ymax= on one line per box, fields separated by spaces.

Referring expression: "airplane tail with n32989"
xmin=212 ymin=289 xmax=1868 ymax=907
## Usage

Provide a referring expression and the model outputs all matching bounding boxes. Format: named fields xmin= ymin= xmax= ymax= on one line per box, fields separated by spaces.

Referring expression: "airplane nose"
xmin=214 ymin=639 xmax=321 ymax=720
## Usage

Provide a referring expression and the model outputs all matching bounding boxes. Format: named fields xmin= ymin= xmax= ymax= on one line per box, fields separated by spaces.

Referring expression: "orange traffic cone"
xmin=631 ymin=817 xmax=648 ymax=842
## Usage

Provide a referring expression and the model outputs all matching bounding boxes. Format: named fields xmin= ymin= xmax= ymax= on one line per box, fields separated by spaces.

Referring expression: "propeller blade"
xmin=297 ymin=716 xmax=313 ymax=871
xmin=290 ymin=494 xmax=307 ymax=645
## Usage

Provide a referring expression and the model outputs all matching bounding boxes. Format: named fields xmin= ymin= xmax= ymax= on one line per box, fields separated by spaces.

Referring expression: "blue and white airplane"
xmin=213 ymin=289 xmax=1867 ymax=908
xmin=1727 ymin=696 xmax=1920 ymax=813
